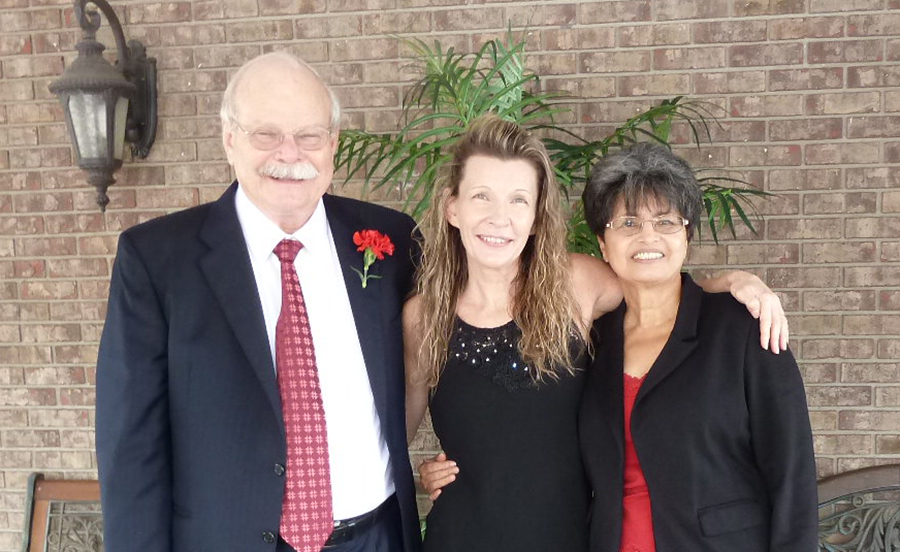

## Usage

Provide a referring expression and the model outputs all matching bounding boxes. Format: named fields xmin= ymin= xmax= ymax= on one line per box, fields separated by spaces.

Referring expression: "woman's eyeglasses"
xmin=605 ymin=215 xmax=688 ymax=235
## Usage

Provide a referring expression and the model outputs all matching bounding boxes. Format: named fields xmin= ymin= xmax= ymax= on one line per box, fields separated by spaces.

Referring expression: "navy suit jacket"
xmin=96 ymin=183 xmax=422 ymax=552
xmin=579 ymin=274 xmax=818 ymax=552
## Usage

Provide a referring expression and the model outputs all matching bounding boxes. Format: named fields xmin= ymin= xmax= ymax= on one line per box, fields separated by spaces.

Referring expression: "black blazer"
xmin=579 ymin=274 xmax=818 ymax=552
xmin=96 ymin=183 xmax=422 ymax=552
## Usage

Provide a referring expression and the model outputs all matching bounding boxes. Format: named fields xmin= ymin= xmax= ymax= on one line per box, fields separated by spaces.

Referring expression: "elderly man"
xmin=96 ymin=52 xmax=421 ymax=552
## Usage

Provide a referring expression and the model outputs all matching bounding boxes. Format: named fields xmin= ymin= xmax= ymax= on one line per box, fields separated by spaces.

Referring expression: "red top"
xmin=620 ymin=374 xmax=656 ymax=552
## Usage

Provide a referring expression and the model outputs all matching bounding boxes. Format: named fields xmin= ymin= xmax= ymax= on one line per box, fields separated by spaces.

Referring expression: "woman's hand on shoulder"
xmin=418 ymin=452 xmax=459 ymax=501
xmin=569 ymin=253 xmax=623 ymax=322
xmin=718 ymin=271 xmax=789 ymax=354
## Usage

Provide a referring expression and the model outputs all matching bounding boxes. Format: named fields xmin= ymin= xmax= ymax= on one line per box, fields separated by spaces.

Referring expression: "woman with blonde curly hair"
xmin=404 ymin=114 xmax=787 ymax=552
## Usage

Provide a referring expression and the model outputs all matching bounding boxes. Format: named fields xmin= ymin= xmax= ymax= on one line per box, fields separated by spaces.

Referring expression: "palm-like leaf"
xmin=542 ymin=97 xmax=721 ymax=192
xmin=549 ymin=98 xmax=773 ymax=253
xmin=696 ymin=175 xmax=773 ymax=243
xmin=336 ymin=31 xmax=569 ymax=217
xmin=333 ymin=34 xmax=772 ymax=251
xmin=566 ymin=201 xmax=602 ymax=258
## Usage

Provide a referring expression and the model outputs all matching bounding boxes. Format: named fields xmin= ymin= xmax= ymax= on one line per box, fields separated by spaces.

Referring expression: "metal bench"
xmin=818 ymin=464 xmax=900 ymax=551
xmin=21 ymin=473 xmax=102 ymax=552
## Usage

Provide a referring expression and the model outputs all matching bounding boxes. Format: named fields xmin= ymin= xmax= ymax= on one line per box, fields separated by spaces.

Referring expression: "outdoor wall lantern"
xmin=49 ymin=0 xmax=157 ymax=211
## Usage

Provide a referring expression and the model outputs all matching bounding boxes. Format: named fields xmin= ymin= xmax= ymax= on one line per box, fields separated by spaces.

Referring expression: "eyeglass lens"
xmin=247 ymin=129 xmax=331 ymax=151
xmin=611 ymin=216 xmax=685 ymax=234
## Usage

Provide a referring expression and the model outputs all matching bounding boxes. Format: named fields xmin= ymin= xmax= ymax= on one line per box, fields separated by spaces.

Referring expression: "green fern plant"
xmin=333 ymin=33 xmax=772 ymax=255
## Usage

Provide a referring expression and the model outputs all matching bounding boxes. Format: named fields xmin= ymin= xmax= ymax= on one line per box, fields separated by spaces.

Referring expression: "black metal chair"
xmin=818 ymin=464 xmax=900 ymax=551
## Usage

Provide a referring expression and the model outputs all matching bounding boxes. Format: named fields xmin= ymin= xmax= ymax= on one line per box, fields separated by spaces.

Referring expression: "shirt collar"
xmin=234 ymin=184 xmax=330 ymax=263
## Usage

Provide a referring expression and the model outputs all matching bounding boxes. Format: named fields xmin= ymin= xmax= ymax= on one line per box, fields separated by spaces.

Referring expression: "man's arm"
xmin=96 ymin=232 xmax=173 ymax=552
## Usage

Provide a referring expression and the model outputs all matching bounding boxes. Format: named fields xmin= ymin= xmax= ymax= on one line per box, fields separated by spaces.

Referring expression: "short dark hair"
xmin=582 ymin=142 xmax=702 ymax=241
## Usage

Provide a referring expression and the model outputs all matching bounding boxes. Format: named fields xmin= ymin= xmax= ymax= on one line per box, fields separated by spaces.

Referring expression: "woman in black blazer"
xmin=579 ymin=143 xmax=818 ymax=552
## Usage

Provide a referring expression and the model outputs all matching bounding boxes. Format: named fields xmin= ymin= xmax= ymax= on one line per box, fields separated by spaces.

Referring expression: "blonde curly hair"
xmin=413 ymin=114 xmax=582 ymax=387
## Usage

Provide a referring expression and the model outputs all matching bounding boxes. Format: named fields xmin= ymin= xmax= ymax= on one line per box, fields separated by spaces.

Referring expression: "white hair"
xmin=219 ymin=51 xmax=341 ymax=130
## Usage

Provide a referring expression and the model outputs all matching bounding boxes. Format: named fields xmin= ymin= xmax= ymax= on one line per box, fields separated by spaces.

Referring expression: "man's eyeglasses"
xmin=605 ymin=215 xmax=689 ymax=235
xmin=231 ymin=120 xmax=334 ymax=151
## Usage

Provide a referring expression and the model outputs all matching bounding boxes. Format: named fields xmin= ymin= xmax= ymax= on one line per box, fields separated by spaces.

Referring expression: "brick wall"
xmin=1 ymin=0 xmax=898 ymax=549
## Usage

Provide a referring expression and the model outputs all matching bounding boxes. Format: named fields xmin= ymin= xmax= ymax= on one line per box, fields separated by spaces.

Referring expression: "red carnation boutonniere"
xmin=352 ymin=229 xmax=395 ymax=288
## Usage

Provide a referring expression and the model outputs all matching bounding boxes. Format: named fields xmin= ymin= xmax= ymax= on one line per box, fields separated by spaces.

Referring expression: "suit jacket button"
xmin=263 ymin=531 xmax=276 ymax=544
xmin=274 ymin=463 xmax=285 ymax=476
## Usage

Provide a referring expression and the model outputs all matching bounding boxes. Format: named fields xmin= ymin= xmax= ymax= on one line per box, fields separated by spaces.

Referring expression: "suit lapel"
xmin=323 ymin=195 xmax=389 ymax=417
xmin=635 ymin=273 xmax=701 ymax=406
xmin=594 ymin=304 xmax=627 ymax=458
xmin=199 ymin=183 xmax=282 ymax=422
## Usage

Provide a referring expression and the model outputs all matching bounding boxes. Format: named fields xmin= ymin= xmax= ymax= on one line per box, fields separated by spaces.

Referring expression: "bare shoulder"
xmin=568 ymin=252 xmax=623 ymax=319
xmin=569 ymin=253 xmax=615 ymax=291
xmin=570 ymin=252 xmax=605 ymax=277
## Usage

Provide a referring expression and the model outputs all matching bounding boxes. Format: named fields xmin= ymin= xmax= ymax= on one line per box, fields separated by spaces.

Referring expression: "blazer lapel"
xmin=323 ymin=195 xmax=389 ymax=416
xmin=199 ymin=183 xmax=282 ymax=422
xmin=593 ymin=304 xmax=627 ymax=458
xmin=635 ymin=273 xmax=702 ymax=406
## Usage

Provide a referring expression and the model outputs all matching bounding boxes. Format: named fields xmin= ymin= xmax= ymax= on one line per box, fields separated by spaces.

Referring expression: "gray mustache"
xmin=259 ymin=162 xmax=319 ymax=180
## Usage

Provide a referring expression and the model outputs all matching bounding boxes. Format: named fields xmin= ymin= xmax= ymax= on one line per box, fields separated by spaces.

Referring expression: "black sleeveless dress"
xmin=423 ymin=318 xmax=589 ymax=552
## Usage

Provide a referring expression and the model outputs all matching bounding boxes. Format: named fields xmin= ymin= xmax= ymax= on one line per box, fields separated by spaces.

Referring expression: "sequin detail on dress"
xmin=448 ymin=318 xmax=534 ymax=392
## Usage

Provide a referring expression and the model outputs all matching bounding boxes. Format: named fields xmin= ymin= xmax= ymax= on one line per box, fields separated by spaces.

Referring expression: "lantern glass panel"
xmin=114 ymin=96 xmax=128 ymax=160
xmin=68 ymin=92 xmax=108 ymax=159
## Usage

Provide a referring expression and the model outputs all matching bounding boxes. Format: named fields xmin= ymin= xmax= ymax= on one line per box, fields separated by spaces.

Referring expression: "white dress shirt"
xmin=235 ymin=185 xmax=394 ymax=520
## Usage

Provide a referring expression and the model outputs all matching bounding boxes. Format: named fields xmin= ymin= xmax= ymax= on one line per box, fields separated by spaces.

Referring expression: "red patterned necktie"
xmin=274 ymin=239 xmax=333 ymax=552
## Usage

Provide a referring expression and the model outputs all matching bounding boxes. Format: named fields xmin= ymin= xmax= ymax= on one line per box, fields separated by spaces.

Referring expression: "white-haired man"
xmin=97 ymin=52 xmax=422 ymax=552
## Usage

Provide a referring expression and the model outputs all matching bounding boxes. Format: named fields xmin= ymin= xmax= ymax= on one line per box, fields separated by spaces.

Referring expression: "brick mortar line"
xmin=2 ymin=92 xmax=898 ymax=106
xmin=0 ymin=472 xmax=96 ymax=476
xmin=806 ymin=383 xmax=900 ymax=386
xmin=2 ymin=6 xmax=897 ymax=26
xmin=0 ymin=274 xmax=111 ymax=280
xmin=0 ymin=440 xmax=95 ymax=445
xmin=152 ymin=31 xmax=900 ymax=45
xmin=2 ymin=58 xmax=893 ymax=79
xmin=0 ymin=364 xmax=102 ymax=368
xmin=0 ymin=476 xmax=95 ymax=482
xmin=376 ymin=5 xmax=899 ymax=20
xmin=1 ymin=0 xmax=898 ymax=12
xmin=7 ymin=106 xmax=900 ymax=120
xmin=800 ymin=427 xmax=900 ymax=430
xmin=807 ymin=414 xmax=900 ymax=418
xmin=13 ymin=21 xmax=879 ymax=42
xmin=2 ymin=32 xmax=897 ymax=60
xmin=804 ymin=361 xmax=900 ymax=364
xmin=0 ymin=406 xmax=89 ymax=412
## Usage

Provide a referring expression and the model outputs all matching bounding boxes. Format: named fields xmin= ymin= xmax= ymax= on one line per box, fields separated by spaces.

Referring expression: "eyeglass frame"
xmin=229 ymin=118 xmax=335 ymax=152
xmin=604 ymin=214 xmax=690 ymax=235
